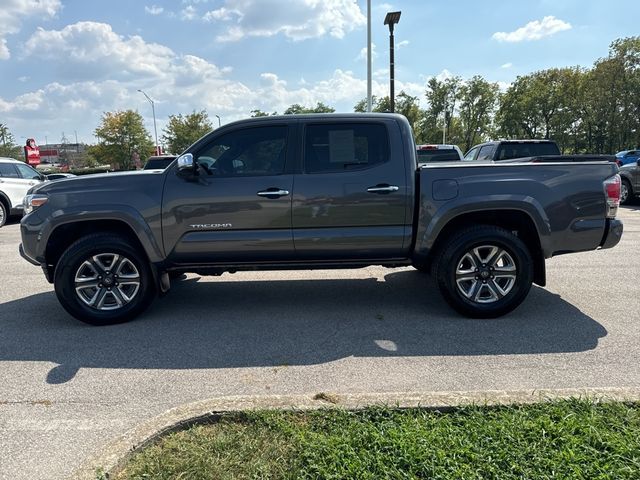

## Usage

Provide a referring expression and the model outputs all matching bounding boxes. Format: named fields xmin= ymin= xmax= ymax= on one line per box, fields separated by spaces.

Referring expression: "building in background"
xmin=39 ymin=143 xmax=86 ymax=165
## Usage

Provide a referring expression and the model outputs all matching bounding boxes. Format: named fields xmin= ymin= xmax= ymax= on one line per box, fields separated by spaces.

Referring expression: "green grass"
xmin=114 ymin=400 xmax=640 ymax=480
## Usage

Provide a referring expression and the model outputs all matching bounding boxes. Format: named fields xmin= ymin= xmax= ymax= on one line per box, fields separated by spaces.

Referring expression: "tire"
xmin=412 ymin=262 xmax=430 ymax=274
xmin=54 ymin=234 xmax=156 ymax=325
xmin=621 ymin=179 xmax=633 ymax=205
xmin=0 ymin=201 xmax=7 ymax=228
xmin=432 ymin=225 xmax=533 ymax=318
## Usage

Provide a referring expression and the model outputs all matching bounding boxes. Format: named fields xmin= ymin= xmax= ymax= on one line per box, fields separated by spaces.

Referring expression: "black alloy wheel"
xmin=54 ymin=234 xmax=156 ymax=325
xmin=433 ymin=225 xmax=534 ymax=318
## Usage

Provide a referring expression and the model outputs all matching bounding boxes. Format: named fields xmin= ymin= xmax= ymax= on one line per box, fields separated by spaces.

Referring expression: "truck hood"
xmin=30 ymin=170 xmax=166 ymax=196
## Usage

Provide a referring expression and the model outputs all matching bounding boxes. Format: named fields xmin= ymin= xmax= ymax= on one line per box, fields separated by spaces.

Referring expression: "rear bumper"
xmin=599 ymin=218 xmax=623 ymax=250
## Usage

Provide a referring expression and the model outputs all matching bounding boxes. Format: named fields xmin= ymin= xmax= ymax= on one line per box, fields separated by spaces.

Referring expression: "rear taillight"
xmin=603 ymin=174 xmax=621 ymax=218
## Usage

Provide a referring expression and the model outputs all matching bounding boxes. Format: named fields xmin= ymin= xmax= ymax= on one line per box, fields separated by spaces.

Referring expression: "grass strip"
xmin=113 ymin=399 xmax=640 ymax=480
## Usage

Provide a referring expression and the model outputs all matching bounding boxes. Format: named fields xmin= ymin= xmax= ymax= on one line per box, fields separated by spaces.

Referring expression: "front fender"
xmin=32 ymin=204 xmax=164 ymax=263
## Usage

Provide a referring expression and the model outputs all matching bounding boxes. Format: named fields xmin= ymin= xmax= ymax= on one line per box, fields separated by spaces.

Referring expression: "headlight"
xmin=23 ymin=194 xmax=48 ymax=215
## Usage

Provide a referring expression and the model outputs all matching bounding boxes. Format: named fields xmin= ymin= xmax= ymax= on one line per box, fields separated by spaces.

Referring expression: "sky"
xmin=0 ymin=0 xmax=638 ymax=147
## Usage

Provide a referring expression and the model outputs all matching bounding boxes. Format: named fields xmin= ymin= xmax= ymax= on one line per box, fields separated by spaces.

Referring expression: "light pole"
xmin=215 ymin=114 xmax=221 ymax=127
xmin=384 ymin=11 xmax=401 ymax=113
xmin=138 ymin=89 xmax=159 ymax=154
xmin=366 ymin=0 xmax=372 ymax=112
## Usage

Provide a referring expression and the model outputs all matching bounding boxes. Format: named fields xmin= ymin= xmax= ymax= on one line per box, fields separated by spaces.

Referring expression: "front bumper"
xmin=599 ymin=218 xmax=623 ymax=249
xmin=19 ymin=243 xmax=40 ymax=266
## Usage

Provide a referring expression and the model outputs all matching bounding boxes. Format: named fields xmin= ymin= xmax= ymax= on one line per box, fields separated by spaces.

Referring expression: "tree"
xmin=283 ymin=102 xmax=335 ymax=114
xmin=0 ymin=123 xmax=22 ymax=158
xmin=457 ymin=76 xmax=499 ymax=151
xmin=162 ymin=110 xmax=213 ymax=154
xmin=93 ymin=110 xmax=154 ymax=170
xmin=423 ymin=76 xmax=461 ymax=144
xmin=250 ymin=109 xmax=278 ymax=117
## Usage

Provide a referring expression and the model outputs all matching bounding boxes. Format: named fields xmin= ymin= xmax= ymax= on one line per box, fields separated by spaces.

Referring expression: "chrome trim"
xmin=367 ymin=186 xmax=399 ymax=193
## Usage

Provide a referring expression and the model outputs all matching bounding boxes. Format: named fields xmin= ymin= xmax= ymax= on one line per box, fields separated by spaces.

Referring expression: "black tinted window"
xmin=477 ymin=145 xmax=496 ymax=161
xmin=304 ymin=123 xmax=388 ymax=173
xmin=416 ymin=149 xmax=461 ymax=162
xmin=196 ymin=126 xmax=287 ymax=176
xmin=496 ymin=142 xmax=560 ymax=160
xmin=0 ymin=164 xmax=19 ymax=178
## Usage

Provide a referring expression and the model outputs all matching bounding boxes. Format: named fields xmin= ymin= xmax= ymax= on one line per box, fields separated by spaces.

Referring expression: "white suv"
xmin=0 ymin=157 xmax=45 ymax=227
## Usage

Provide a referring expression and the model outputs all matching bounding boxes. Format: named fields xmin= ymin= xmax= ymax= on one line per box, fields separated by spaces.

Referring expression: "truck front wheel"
xmin=54 ymin=234 xmax=156 ymax=325
xmin=432 ymin=226 xmax=533 ymax=318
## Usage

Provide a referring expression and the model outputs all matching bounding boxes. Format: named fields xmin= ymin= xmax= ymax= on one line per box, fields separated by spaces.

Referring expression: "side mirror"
xmin=176 ymin=153 xmax=195 ymax=177
xmin=637 ymin=159 xmax=640 ymax=167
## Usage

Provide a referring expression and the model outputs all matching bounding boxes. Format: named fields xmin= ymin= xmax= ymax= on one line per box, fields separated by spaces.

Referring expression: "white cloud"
xmin=501 ymin=62 xmax=513 ymax=69
xmin=492 ymin=16 xmax=571 ymax=43
xmin=203 ymin=0 xmax=366 ymax=41
xmin=396 ymin=40 xmax=409 ymax=49
xmin=357 ymin=43 xmax=377 ymax=61
xmin=144 ymin=5 xmax=164 ymax=15
xmin=0 ymin=68 xmax=425 ymax=143
xmin=0 ymin=0 xmax=61 ymax=59
xmin=435 ymin=69 xmax=454 ymax=82
xmin=23 ymin=22 xmax=177 ymax=78
xmin=180 ymin=5 xmax=197 ymax=20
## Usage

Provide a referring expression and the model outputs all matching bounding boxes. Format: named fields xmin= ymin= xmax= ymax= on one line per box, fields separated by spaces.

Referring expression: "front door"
xmin=162 ymin=124 xmax=295 ymax=264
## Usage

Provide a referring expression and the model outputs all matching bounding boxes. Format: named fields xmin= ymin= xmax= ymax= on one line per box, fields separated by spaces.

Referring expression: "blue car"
xmin=615 ymin=149 xmax=640 ymax=166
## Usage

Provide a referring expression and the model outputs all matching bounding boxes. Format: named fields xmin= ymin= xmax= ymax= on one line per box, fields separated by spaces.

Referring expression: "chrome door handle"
xmin=257 ymin=189 xmax=290 ymax=198
xmin=367 ymin=185 xmax=399 ymax=193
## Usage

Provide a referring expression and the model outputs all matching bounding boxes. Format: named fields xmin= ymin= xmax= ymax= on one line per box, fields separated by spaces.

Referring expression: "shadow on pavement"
xmin=0 ymin=270 xmax=607 ymax=384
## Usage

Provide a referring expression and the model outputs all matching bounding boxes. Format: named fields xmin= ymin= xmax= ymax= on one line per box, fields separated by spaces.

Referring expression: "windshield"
xmin=416 ymin=149 xmax=461 ymax=162
xmin=495 ymin=142 xmax=560 ymax=160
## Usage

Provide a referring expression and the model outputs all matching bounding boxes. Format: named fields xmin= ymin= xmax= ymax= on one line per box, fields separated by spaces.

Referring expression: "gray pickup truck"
xmin=20 ymin=114 xmax=623 ymax=325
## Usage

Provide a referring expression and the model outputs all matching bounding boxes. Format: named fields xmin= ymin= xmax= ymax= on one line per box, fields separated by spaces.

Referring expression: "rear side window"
xmin=304 ymin=123 xmax=389 ymax=173
xmin=0 ymin=164 xmax=19 ymax=178
xmin=477 ymin=145 xmax=496 ymax=161
xmin=496 ymin=142 xmax=560 ymax=160
xmin=416 ymin=149 xmax=461 ymax=162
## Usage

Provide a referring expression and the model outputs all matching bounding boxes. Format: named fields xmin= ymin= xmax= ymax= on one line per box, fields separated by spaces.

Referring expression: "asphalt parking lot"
xmin=1 ymin=206 xmax=639 ymax=479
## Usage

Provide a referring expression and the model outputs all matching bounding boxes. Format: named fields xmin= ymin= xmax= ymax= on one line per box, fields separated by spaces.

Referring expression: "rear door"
xmin=292 ymin=119 xmax=411 ymax=260
xmin=162 ymin=123 xmax=295 ymax=263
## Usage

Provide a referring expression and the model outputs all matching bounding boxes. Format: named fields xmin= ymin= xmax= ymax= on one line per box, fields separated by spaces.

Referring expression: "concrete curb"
xmin=70 ymin=387 xmax=640 ymax=479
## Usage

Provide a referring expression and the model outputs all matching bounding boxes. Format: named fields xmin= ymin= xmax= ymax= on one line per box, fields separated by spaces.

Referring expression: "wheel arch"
xmin=423 ymin=209 xmax=546 ymax=286
xmin=0 ymin=191 xmax=11 ymax=210
xmin=44 ymin=219 xmax=153 ymax=281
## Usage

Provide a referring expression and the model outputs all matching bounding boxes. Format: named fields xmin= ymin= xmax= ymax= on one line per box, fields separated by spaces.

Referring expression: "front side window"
xmin=195 ymin=126 xmax=288 ymax=177
xmin=14 ymin=163 xmax=41 ymax=179
xmin=304 ymin=123 xmax=389 ymax=174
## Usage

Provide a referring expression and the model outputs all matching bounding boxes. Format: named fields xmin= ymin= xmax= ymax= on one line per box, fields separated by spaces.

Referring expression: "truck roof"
xmin=221 ymin=112 xmax=408 ymax=128
xmin=475 ymin=139 xmax=557 ymax=146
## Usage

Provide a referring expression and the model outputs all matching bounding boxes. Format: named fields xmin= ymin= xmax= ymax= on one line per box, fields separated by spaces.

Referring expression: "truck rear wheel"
xmin=432 ymin=225 xmax=533 ymax=318
xmin=621 ymin=179 xmax=633 ymax=205
xmin=54 ymin=234 xmax=156 ymax=325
